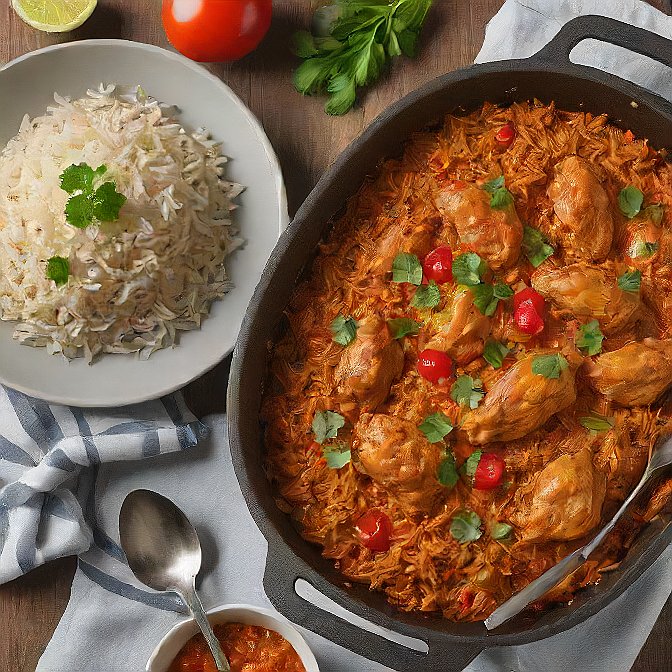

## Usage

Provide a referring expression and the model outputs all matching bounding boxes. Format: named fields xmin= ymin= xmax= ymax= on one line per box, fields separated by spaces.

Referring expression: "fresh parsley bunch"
xmin=292 ymin=0 xmax=433 ymax=115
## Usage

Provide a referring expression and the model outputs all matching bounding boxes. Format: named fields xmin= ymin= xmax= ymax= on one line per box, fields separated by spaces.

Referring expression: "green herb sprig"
xmin=293 ymin=0 xmax=434 ymax=115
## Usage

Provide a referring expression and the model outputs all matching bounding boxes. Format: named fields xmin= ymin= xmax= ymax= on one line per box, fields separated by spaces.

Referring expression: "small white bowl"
xmin=146 ymin=603 xmax=320 ymax=672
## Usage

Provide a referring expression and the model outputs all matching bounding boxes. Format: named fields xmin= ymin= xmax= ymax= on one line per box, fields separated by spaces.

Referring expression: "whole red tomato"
xmin=162 ymin=0 xmax=272 ymax=62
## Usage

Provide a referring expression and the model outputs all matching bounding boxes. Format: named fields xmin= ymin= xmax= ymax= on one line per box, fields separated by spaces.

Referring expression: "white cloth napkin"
xmin=17 ymin=0 xmax=672 ymax=670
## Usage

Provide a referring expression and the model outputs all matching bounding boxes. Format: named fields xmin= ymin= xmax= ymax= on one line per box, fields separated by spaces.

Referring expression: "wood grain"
xmin=0 ymin=1 xmax=670 ymax=670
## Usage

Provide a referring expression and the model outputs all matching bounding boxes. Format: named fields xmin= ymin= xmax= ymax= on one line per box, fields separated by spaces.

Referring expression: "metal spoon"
xmin=119 ymin=489 xmax=230 ymax=671
xmin=485 ymin=435 xmax=672 ymax=630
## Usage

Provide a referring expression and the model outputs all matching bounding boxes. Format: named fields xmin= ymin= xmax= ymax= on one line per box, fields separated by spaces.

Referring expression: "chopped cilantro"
xmin=491 ymin=522 xmax=513 ymax=540
xmin=419 ymin=412 xmax=453 ymax=443
xmin=437 ymin=453 xmax=459 ymax=489
xmin=392 ymin=252 xmax=423 ymax=285
xmin=387 ymin=317 xmax=421 ymax=339
xmin=464 ymin=450 xmax=482 ymax=478
xmin=331 ymin=315 xmax=358 ymax=346
xmin=450 ymin=509 xmax=482 ymax=544
xmin=576 ymin=320 xmax=604 ymax=356
xmin=451 ymin=375 xmax=484 ymax=409
xmin=580 ymin=413 xmax=615 ymax=432
xmin=618 ymin=269 xmax=642 ymax=293
xmin=618 ymin=185 xmax=644 ymax=219
xmin=452 ymin=252 xmax=487 ymax=287
xmin=522 ymin=225 xmax=554 ymax=267
xmin=59 ymin=163 xmax=107 ymax=194
xmin=46 ymin=256 xmax=69 ymax=286
xmin=312 ymin=410 xmax=345 ymax=444
xmin=483 ymin=339 xmax=509 ymax=369
xmin=411 ymin=280 xmax=441 ymax=308
xmin=322 ymin=444 xmax=352 ymax=469
xmin=531 ymin=353 xmax=569 ymax=379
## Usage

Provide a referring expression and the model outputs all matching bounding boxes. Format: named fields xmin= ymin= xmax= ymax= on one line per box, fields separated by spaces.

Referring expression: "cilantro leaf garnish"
xmin=293 ymin=0 xmax=433 ymax=115
xmin=322 ymin=443 xmax=352 ymax=469
xmin=387 ymin=317 xmax=421 ymax=340
xmin=46 ymin=256 xmax=69 ymax=286
xmin=411 ymin=280 xmax=441 ymax=308
xmin=59 ymin=163 xmax=106 ymax=194
xmin=491 ymin=522 xmax=513 ymax=540
xmin=580 ymin=413 xmax=615 ymax=432
xmin=450 ymin=509 xmax=482 ymax=544
xmin=531 ymin=353 xmax=569 ymax=379
xmin=483 ymin=339 xmax=509 ymax=369
xmin=464 ymin=450 xmax=482 ymax=478
xmin=470 ymin=283 xmax=497 ymax=316
xmin=618 ymin=185 xmax=644 ymax=219
xmin=633 ymin=240 xmax=659 ymax=258
xmin=392 ymin=252 xmax=423 ymax=285
xmin=483 ymin=175 xmax=514 ymax=209
xmin=331 ymin=315 xmax=358 ymax=346
xmin=576 ymin=320 xmax=604 ymax=356
xmin=482 ymin=176 xmax=505 ymax=193
xmin=312 ymin=410 xmax=345 ymax=444
xmin=419 ymin=412 xmax=453 ymax=443
xmin=618 ymin=269 xmax=642 ymax=292
xmin=522 ymin=225 xmax=554 ymax=267
xmin=452 ymin=252 xmax=487 ymax=286
xmin=644 ymin=204 xmax=665 ymax=225
xmin=451 ymin=375 xmax=484 ymax=409
xmin=437 ymin=453 xmax=459 ymax=489
xmin=59 ymin=163 xmax=125 ymax=228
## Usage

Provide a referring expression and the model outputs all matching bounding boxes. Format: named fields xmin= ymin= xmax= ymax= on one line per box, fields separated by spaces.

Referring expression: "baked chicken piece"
xmin=547 ymin=155 xmax=614 ymax=261
xmin=426 ymin=289 xmax=490 ymax=365
xmin=435 ymin=181 xmax=523 ymax=270
xmin=462 ymin=350 xmax=582 ymax=444
xmin=352 ymin=413 xmax=445 ymax=518
xmin=334 ymin=315 xmax=404 ymax=411
xmin=585 ymin=338 xmax=672 ymax=406
xmin=531 ymin=262 xmax=640 ymax=335
xmin=511 ymin=446 xmax=606 ymax=541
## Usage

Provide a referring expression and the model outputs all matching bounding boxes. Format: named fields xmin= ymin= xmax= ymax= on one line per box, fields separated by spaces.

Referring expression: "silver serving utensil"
xmin=119 ymin=489 xmax=230 ymax=671
xmin=485 ymin=435 xmax=672 ymax=630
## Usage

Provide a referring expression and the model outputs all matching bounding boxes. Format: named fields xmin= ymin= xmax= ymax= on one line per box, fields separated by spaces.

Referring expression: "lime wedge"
xmin=12 ymin=0 xmax=98 ymax=33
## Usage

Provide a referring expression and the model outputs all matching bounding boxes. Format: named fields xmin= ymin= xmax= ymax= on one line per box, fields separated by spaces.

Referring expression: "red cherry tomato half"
xmin=417 ymin=349 xmax=454 ymax=384
xmin=356 ymin=510 xmax=392 ymax=552
xmin=423 ymin=246 xmax=454 ymax=284
xmin=473 ymin=452 xmax=505 ymax=490
xmin=495 ymin=123 xmax=516 ymax=147
xmin=162 ymin=0 xmax=272 ymax=62
xmin=513 ymin=287 xmax=545 ymax=317
xmin=514 ymin=300 xmax=545 ymax=335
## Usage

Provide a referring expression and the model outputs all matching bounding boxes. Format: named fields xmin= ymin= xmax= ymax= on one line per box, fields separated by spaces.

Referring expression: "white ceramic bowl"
xmin=0 ymin=40 xmax=287 ymax=407
xmin=146 ymin=603 xmax=319 ymax=672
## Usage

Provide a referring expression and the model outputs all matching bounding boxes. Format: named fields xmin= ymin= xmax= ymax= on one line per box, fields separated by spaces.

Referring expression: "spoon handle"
xmin=182 ymin=582 xmax=231 ymax=672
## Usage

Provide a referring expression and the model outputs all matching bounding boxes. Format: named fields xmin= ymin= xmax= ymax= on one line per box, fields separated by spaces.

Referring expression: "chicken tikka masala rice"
xmin=262 ymin=101 xmax=672 ymax=621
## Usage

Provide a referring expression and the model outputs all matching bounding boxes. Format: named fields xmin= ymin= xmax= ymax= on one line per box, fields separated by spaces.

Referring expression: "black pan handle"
xmin=531 ymin=14 xmax=672 ymax=71
xmin=263 ymin=544 xmax=484 ymax=671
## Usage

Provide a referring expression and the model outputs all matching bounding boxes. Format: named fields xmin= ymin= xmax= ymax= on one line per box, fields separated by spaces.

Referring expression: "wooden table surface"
xmin=1 ymin=0 xmax=671 ymax=670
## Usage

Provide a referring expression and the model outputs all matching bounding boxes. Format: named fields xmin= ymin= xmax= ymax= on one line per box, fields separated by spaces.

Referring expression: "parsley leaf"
xmin=580 ymin=413 xmax=615 ymax=432
xmin=483 ymin=175 xmax=514 ymax=209
xmin=451 ymin=375 xmax=484 ymax=409
xmin=411 ymin=280 xmax=441 ymax=308
xmin=450 ymin=509 xmax=482 ymax=544
xmin=483 ymin=339 xmax=509 ymax=369
xmin=618 ymin=269 xmax=641 ymax=292
xmin=471 ymin=281 xmax=513 ymax=316
xmin=419 ymin=412 xmax=453 ymax=443
xmin=92 ymin=182 xmax=127 ymax=222
xmin=59 ymin=163 xmax=107 ymax=194
xmin=493 ymin=283 xmax=514 ymax=300
xmin=64 ymin=193 xmax=95 ymax=229
xmin=522 ymin=225 xmax=554 ymax=267
xmin=293 ymin=0 xmax=433 ymax=115
xmin=531 ymin=353 xmax=569 ymax=379
xmin=465 ymin=450 xmax=482 ymax=478
xmin=387 ymin=317 xmax=420 ymax=339
xmin=576 ymin=320 xmax=604 ymax=356
xmin=452 ymin=252 xmax=487 ymax=286
xmin=322 ymin=444 xmax=352 ymax=469
xmin=437 ymin=453 xmax=459 ymax=489
xmin=618 ymin=185 xmax=644 ymax=219
xmin=331 ymin=315 xmax=358 ymax=346
xmin=644 ymin=204 xmax=665 ymax=225
xmin=312 ymin=410 xmax=345 ymax=444
xmin=491 ymin=522 xmax=513 ymax=540
xmin=392 ymin=252 xmax=423 ymax=285
xmin=46 ymin=256 xmax=69 ymax=286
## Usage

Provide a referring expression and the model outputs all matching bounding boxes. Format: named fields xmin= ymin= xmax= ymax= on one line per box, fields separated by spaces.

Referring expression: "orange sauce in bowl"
xmin=167 ymin=622 xmax=307 ymax=672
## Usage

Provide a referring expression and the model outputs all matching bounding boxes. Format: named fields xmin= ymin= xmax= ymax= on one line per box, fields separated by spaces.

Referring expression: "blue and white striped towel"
xmin=0 ymin=386 xmax=206 ymax=585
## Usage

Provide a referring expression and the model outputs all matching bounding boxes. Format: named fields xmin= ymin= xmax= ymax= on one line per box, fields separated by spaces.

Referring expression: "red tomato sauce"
xmin=167 ymin=622 xmax=306 ymax=672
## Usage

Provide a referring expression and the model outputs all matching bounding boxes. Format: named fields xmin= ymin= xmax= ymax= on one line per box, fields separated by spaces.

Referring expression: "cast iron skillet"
xmin=228 ymin=15 xmax=672 ymax=672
